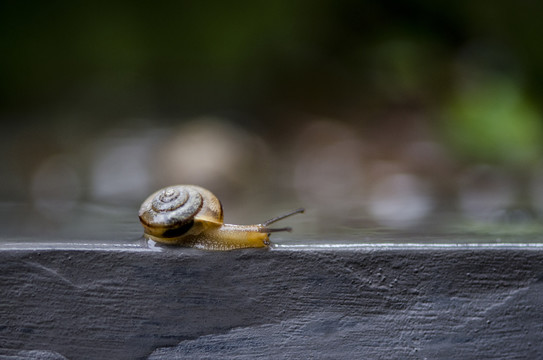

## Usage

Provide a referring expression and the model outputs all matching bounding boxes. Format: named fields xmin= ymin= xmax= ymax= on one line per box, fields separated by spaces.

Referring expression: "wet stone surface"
xmin=1 ymin=203 xmax=543 ymax=359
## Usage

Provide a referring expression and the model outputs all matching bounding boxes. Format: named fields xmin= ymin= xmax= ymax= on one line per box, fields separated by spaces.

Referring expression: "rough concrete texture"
xmin=1 ymin=246 xmax=543 ymax=359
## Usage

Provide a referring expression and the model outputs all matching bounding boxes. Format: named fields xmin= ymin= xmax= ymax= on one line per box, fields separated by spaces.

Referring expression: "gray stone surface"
xmin=1 ymin=244 xmax=543 ymax=359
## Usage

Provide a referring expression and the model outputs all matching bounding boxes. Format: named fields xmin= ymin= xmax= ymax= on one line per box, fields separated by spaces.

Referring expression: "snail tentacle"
xmin=262 ymin=208 xmax=305 ymax=226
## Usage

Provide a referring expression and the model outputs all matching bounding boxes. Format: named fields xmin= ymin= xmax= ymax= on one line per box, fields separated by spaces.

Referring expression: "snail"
xmin=138 ymin=185 xmax=304 ymax=250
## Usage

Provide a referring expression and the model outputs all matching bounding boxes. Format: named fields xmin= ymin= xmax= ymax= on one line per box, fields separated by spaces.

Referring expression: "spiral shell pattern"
xmin=139 ymin=185 xmax=203 ymax=231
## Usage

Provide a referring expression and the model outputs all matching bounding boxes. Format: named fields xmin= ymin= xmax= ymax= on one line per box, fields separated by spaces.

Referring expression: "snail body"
xmin=138 ymin=185 xmax=303 ymax=250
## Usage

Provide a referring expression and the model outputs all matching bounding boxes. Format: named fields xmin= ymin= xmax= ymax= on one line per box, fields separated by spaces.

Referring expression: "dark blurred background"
xmin=2 ymin=1 xmax=543 ymax=235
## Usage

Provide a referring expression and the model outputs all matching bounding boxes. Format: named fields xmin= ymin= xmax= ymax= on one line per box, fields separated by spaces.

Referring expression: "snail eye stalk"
xmin=259 ymin=208 xmax=305 ymax=233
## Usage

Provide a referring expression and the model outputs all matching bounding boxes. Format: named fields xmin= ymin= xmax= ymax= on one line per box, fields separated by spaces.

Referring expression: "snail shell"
xmin=139 ymin=185 xmax=222 ymax=239
xmin=138 ymin=185 xmax=303 ymax=250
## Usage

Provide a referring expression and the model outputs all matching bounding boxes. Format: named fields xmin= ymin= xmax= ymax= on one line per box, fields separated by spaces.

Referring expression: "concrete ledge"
xmin=1 ymin=244 xmax=543 ymax=359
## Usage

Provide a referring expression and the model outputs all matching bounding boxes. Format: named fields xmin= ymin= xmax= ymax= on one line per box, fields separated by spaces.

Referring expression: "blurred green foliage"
xmin=2 ymin=0 xmax=543 ymax=164
xmin=444 ymin=76 xmax=542 ymax=165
